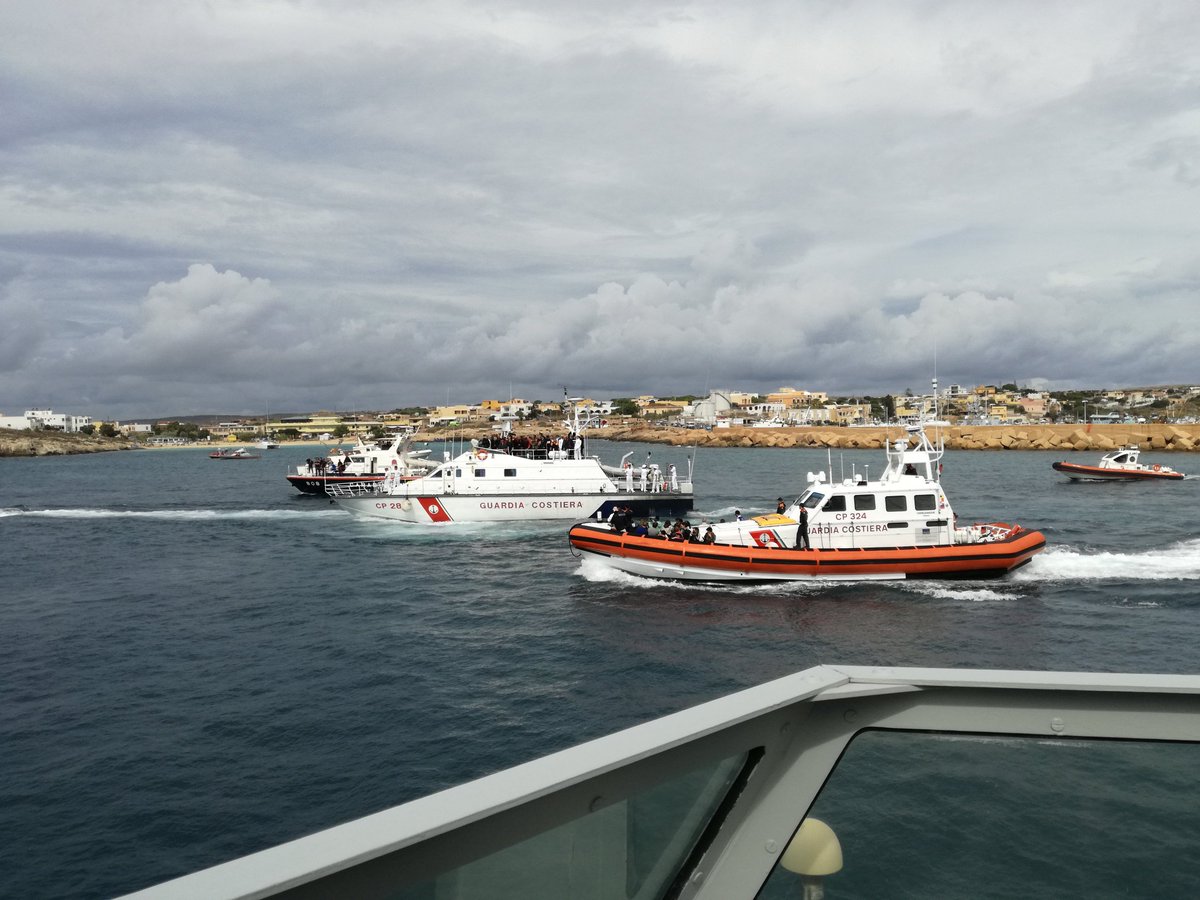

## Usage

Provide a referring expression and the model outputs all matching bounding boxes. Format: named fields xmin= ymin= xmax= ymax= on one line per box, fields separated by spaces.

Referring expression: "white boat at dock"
xmin=328 ymin=398 xmax=695 ymax=524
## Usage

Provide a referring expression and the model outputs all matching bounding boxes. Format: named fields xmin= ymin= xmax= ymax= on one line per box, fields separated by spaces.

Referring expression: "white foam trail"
xmin=908 ymin=584 xmax=1015 ymax=603
xmin=574 ymin=557 xmax=841 ymax=596
xmin=576 ymin=539 xmax=1200 ymax=592
xmin=2 ymin=507 xmax=345 ymax=521
xmin=1013 ymin=539 xmax=1200 ymax=582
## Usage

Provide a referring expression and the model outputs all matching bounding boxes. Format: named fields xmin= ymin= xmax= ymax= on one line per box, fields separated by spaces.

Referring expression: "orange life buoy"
xmin=1153 ymin=464 xmax=1161 ymax=471
xmin=476 ymin=449 xmax=489 ymax=460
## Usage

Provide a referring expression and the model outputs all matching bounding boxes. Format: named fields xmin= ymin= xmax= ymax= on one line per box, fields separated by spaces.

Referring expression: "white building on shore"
xmin=0 ymin=408 xmax=94 ymax=432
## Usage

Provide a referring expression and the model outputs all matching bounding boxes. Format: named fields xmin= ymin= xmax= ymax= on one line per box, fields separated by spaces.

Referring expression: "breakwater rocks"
xmin=0 ymin=431 xmax=139 ymax=457
xmin=589 ymin=423 xmax=1200 ymax=452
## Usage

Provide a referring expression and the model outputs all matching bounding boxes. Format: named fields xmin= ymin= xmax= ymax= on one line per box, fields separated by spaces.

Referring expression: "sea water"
xmin=2 ymin=441 xmax=1199 ymax=898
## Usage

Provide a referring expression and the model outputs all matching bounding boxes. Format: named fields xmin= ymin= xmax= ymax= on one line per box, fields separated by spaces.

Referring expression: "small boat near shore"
xmin=568 ymin=420 xmax=1045 ymax=582
xmin=329 ymin=398 xmax=695 ymax=524
xmin=209 ymin=447 xmax=260 ymax=460
xmin=1052 ymin=446 xmax=1186 ymax=481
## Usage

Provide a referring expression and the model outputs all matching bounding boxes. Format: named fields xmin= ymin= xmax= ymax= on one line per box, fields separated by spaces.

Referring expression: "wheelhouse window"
xmin=823 ymin=495 xmax=847 ymax=513
xmin=802 ymin=492 xmax=824 ymax=508
xmin=854 ymin=495 xmax=876 ymax=511
xmin=885 ymin=495 xmax=907 ymax=512
xmin=473 ymin=468 xmax=486 ymax=477
xmin=914 ymin=494 xmax=937 ymax=511
xmin=504 ymin=468 xmax=517 ymax=477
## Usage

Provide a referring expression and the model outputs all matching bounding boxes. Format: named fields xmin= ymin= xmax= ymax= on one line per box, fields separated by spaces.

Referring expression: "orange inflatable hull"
xmin=568 ymin=522 xmax=1047 ymax=581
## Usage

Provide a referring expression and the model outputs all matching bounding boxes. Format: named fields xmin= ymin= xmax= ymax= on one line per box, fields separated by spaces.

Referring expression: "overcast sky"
xmin=3 ymin=1 xmax=1198 ymax=419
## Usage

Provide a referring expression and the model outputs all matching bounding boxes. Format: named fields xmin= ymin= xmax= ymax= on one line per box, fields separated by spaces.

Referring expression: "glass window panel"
xmin=884 ymin=495 xmax=907 ymax=512
xmin=392 ymin=751 xmax=750 ymax=900
xmin=914 ymin=494 xmax=936 ymax=511
xmin=757 ymin=732 xmax=1200 ymax=899
xmin=853 ymin=495 xmax=875 ymax=511
xmin=823 ymin=496 xmax=846 ymax=513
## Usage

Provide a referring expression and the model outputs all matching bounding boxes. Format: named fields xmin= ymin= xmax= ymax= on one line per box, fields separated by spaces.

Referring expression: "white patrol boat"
xmin=328 ymin=399 xmax=694 ymax=524
xmin=569 ymin=416 xmax=1045 ymax=582
xmin=1053 ymin=445 xmax=1187 ymax=481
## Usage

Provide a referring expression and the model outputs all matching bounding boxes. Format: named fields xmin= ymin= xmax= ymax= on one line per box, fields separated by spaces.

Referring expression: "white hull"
xmin=329 ymin=399 xmax=696 ymax=524
xmin=335 ymin=491 xmax=686 ymax=524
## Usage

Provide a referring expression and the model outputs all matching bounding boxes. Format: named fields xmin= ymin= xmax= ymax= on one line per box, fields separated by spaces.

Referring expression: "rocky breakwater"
xmin=593 ymin=423 xmax=1200 ymax=452
xmin=0 ymin=430 xmax=139 ymax=457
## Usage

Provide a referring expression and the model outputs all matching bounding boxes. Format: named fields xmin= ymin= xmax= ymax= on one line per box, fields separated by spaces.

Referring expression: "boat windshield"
xmin=800 ymin=491 xmax=824 ymax=509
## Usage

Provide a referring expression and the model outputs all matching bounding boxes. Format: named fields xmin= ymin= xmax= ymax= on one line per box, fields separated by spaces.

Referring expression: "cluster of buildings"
xmin=6 ymin=384 xmax=1197 ymax=441
xmin=0 ymin=408 xmax=96 ymax=432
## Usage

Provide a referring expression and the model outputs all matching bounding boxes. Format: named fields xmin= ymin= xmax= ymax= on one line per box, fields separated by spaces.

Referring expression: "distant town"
xmin=5 ymin=383 xmax=1200 ymax=443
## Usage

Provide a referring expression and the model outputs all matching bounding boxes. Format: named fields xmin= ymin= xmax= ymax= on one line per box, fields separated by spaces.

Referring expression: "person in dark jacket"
xmin=796 ymin=505 xmax=811 ymax=550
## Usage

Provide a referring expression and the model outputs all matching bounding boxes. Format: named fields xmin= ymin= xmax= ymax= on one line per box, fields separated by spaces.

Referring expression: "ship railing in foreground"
xmin=120 ymin=666 xmax=1200 ymax=899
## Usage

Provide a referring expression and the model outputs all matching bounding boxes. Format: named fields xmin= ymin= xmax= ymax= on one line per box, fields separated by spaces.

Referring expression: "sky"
xmin=2 ymin=1 xmax=1198 ymax=420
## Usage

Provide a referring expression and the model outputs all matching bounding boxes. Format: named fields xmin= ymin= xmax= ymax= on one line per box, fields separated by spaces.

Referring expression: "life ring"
xmin=475 ymin=449 xmax=489 ymax=460
xmin=1153 ymin=464 xmax=1161 ymax=472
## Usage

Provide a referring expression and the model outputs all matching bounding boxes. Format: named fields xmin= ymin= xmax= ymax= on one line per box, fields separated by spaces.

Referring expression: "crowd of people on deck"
xmin=605 ymin=494 xmax=809 ymax=550
xmin=606 ymin=506 xmax=717 ymax=544
xmin=306 ymin=456 xmax=348 ymax=475
xmin=476 ymin=431 xmax=583 ymax=458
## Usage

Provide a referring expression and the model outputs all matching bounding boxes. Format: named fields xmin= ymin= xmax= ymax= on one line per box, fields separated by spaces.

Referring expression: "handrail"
xmin=120 ymin=666 xmax=1200 ymax=899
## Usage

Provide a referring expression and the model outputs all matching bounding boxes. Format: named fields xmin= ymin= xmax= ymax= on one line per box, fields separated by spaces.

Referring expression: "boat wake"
xmin=0 ymin=507 xmax=346 ymax=521
xmin=575 ymin=539 xmax=1200 ymax=598
xmin=1012 ymin=539 xmax=1200 ymax=583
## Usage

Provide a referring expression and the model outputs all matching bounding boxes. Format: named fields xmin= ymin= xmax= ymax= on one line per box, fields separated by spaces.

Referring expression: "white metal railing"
xmin=118 ymin=666 xmax=1200 ymax=899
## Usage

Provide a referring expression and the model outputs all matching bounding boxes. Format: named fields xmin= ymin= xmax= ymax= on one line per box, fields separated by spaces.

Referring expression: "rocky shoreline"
xmin=590 ymin=422 xmax=1200 ymax=452
xmin=0 ymin=431 xmax=140 ymax=457
xmin=5 ymin=422 xmax=1199 ymax=458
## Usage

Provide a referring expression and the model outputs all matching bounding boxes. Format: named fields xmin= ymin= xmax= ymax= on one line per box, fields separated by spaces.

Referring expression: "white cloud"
xmin=2 ymin=1 xmax=1199 ymax=417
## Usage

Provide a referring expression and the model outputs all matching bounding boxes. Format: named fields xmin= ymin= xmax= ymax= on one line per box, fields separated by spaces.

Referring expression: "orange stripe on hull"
xmin=568 ymin=525 xmax=1046 ymax=580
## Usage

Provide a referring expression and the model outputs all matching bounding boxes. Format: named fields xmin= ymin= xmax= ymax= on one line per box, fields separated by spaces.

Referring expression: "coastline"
xmin=5 ymin=422 xmax=1199 ymax=458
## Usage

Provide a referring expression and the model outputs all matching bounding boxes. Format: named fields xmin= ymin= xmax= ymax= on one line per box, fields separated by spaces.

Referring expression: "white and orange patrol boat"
xmin=568 ymin=421 xmax=1046 ymax=582
xmin=1052 ymin=446 xmax=1186 ymax=482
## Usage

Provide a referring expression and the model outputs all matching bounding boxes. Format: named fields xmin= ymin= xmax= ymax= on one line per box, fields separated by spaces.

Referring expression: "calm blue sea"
xmin=2 ymin=440 xmax=1200 ymax=898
